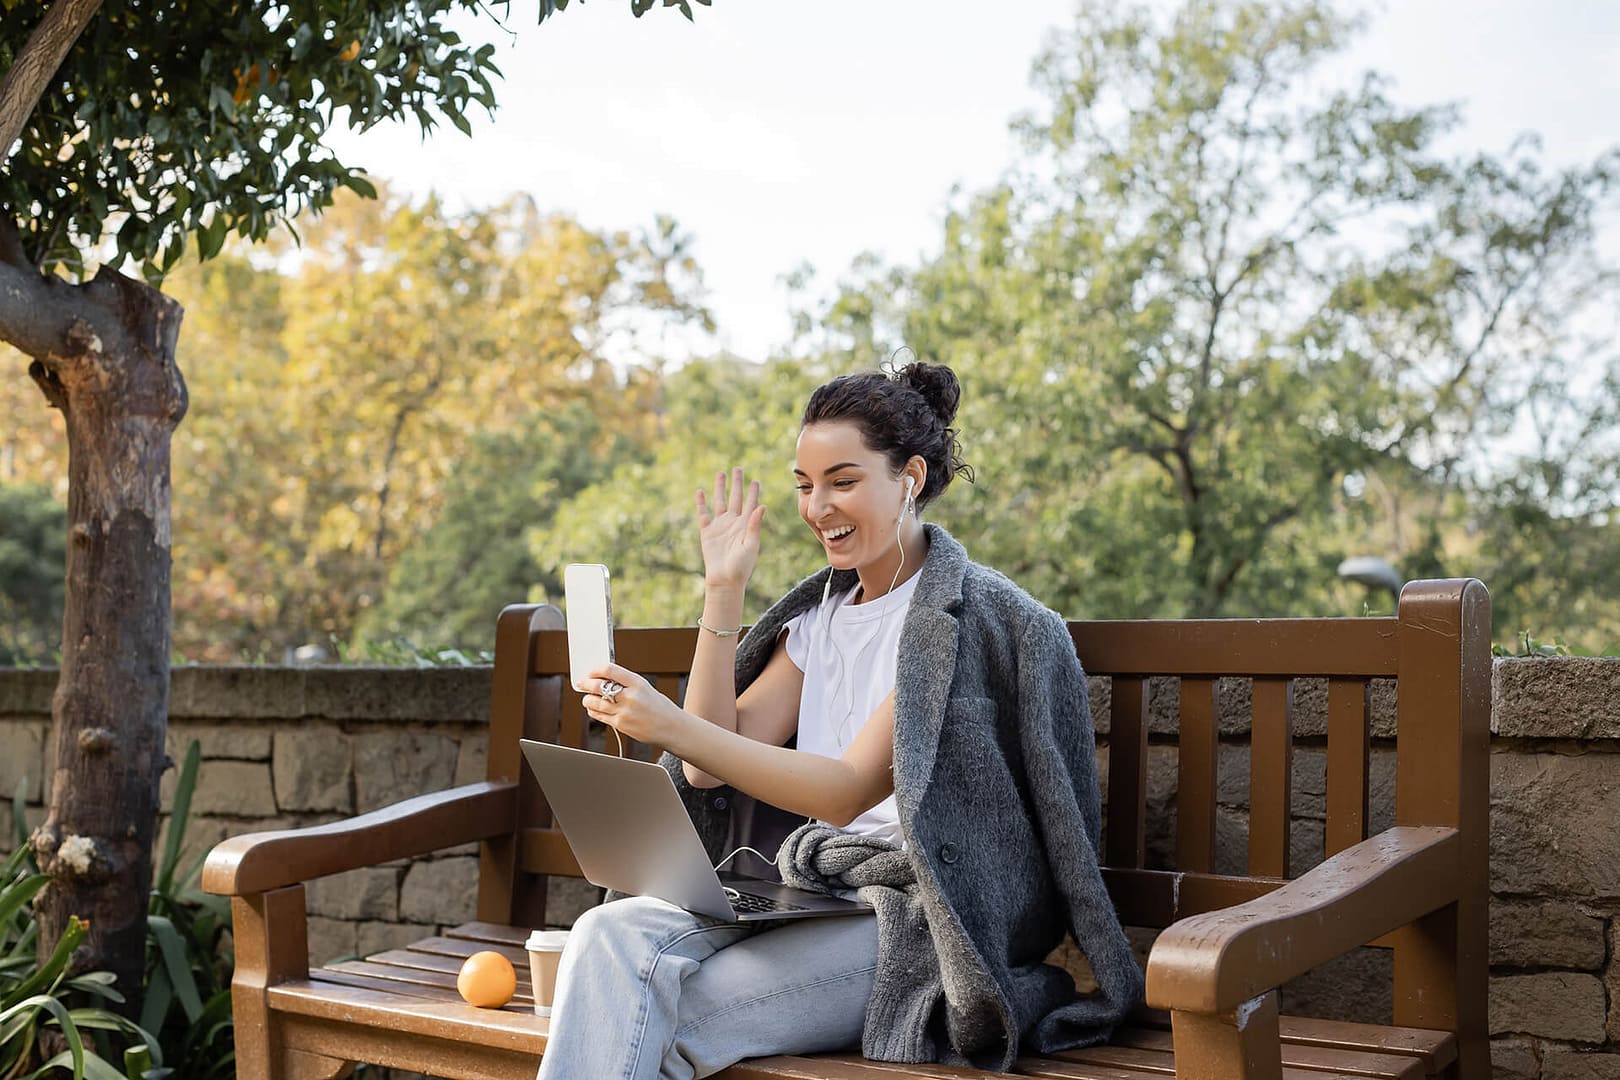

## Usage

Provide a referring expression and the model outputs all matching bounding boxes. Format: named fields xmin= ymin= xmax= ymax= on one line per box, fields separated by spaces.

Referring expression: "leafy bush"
xmin=140 ymin=743 xmax=234 ymax=1080
xmin=3 ymin=789 xmax=160 ymax=1080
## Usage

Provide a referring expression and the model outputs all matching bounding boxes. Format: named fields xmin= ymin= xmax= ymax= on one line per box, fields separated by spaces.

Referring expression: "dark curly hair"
xmin=801 ymin=360 xmax=974 ymax=509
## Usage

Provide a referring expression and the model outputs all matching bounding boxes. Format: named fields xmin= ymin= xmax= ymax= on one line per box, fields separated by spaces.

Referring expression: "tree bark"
xmin=0 ymin=0 xmax=106 ymax=160
xmin=2 ymin=251 xmax=187 ymax=1005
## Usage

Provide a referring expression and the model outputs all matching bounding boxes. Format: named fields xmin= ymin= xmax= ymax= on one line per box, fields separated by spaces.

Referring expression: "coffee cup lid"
xmin=527 ymin=929 xmax=570 ymax=950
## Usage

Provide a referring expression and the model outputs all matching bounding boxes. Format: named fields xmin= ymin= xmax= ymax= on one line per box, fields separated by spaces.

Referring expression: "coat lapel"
xmin=892 ymin=524 xmax=967 ymax=820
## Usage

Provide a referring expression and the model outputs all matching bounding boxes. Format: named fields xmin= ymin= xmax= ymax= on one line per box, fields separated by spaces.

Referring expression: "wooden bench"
xmin=204 ymin=577 xmax=1490 ymax=1080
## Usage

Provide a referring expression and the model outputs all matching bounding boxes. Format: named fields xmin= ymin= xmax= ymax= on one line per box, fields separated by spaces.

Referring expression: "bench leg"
xmin=1170 ymin=990 xmax=1283 ymax=1080
xmin=231 ymin=886 xmax=354 ymax=1080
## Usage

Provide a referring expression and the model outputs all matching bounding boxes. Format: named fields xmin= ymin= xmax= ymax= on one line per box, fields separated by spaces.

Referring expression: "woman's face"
xmin=794 ymin=421 xmax=910 ymax=570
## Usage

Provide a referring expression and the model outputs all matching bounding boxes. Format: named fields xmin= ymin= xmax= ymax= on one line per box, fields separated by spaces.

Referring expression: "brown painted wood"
xmin=519 ymin=826 xmax=585 ymax=878
xmin=1248 ymin=680 xmax=1293 ymax=878
xmin=204 ymin=782 xmax=516 ymax=897
xmin=1128 ymin=1009 xmax=1454 ymax=1072
xmin=1070 ymin=619 xmax=1399 ymax=678
xmin=1114 ymin=1028 xmax=1421 ymax=1079
xmin=322 ymin=959 xmax=536 ymax=1005
xmin=1106 ymin=677 xmax=1150 ymax=869
xmin=1147 ymin=827 xmax=1459 ymax=1014
xmin=229 ymin=886 xmax=310 ymax=1080
xmin=353 ymin=948 xmax=529 ymax=985
xmin=1176 ymin=679 xmax=1219 ymax=874
xmin=1167 ymin=992 xmax=1283 ymax=1080
xmin=1390 ymin=580 xmax=1491 ymax=1080
xmin=1104 ymin=868 xmax=1286 ymax=928
xmin=1325 ymin=680 xmax=1370 ymax=859
xmin=403 ymin=934 xmax=530 ymax=966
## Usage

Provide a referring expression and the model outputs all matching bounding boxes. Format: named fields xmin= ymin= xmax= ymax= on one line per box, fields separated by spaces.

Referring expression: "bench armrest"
xmin=1145 ymin=825 xmax=1459 ymax=1014
xmin=202 ymin=780 xmax=518 ymax=897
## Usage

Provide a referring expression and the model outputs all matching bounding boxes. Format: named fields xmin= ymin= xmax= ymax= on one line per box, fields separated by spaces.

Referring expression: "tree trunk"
xmin=7 ymin=263 xmax=187 ymax=1007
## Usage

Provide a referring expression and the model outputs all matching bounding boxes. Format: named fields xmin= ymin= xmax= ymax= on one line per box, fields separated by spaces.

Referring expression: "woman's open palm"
xmin=696 ymin=467 xmax=765 ymax=588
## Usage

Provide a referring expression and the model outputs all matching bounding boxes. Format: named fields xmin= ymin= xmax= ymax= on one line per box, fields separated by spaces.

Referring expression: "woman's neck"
xmin=852 ymin=523 xmax=928 ymax=604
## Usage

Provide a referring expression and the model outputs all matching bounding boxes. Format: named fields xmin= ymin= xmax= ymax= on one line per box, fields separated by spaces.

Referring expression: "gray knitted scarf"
xmin=776 ymin=823 xmax=949 ymax=1063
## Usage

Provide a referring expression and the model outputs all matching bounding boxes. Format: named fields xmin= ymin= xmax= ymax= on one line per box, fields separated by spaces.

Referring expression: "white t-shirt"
xmin=782 ymin=569 xmax=922 ymax=846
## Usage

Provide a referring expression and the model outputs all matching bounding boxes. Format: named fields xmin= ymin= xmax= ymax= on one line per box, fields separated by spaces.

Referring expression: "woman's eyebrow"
xmin=792 ymin=463 xmax=864 ymax=477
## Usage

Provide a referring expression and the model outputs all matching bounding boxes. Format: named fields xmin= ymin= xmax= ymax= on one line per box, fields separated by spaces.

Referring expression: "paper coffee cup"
xmin=526 ymin=930 xmax=570 ymax=1018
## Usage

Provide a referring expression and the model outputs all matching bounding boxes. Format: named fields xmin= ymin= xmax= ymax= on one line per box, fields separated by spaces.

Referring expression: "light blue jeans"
xmin=535 ymin=895 xmax=879 ymax=1080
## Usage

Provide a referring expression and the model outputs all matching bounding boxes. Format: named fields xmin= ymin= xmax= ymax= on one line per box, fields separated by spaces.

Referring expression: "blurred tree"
xmin=154 ymin=189 xmax=710 ymax=660
xmin=792 ymin=0 xmax=1618 ymax=630
xmin=359 ymin=401 xmax=646 ymax=651
xmin=528 ymin=356 xmax=826 ymax=626
xmin=0 ymin=484 xmax=66 ymax=665
xmin=0 ymin=0 xmax=698 ymax=999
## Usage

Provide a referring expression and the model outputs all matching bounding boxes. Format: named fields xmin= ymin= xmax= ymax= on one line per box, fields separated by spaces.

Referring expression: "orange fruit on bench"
xmin=456 ymin=950 xmax=517 ymax=1008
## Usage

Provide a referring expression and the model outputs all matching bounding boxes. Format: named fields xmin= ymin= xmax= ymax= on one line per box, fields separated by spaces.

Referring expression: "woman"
xmin=538 ymin=361 xmax=1141 ymax=1080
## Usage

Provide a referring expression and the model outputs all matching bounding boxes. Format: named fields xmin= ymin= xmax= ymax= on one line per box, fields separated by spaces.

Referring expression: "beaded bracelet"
xmin=696 ymin=616 xmax=742 ymax=638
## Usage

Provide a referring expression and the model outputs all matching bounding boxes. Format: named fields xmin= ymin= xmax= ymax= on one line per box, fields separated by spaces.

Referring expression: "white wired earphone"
xmin=713 ymin=474 xmax=918 ymax=872
xmin=817 ymin=473 xmax=916 ymax=749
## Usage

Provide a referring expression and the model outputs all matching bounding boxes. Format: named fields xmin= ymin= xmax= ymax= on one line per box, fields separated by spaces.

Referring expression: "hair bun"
xmin=894 ymin=361 xmax=961 ymax=427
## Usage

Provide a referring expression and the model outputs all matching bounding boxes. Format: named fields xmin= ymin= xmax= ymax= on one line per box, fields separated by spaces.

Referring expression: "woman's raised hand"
xmin=695 ymin=467 xmax=765 ymax=590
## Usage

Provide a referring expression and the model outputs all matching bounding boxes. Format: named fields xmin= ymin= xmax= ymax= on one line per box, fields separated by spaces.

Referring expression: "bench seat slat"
xmin=1050 ymin=1044 xmax=1361 ymax=1079
xmin=402 ymin=934 xmax=530 ymax=966
xmin=1114 ymin=1028 xmax=1420 ymax=1079
xmin=324 ymin=959 xmax=536 ymax=1003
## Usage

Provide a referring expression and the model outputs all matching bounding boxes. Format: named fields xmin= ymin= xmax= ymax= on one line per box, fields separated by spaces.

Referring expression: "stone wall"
xmin=3 ymin=658 xmax=1620 ymax=1077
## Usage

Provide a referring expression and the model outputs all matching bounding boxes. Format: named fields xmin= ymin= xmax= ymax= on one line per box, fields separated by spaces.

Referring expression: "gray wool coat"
xmin=658 ymin=523 xmax=1144 ymax=1071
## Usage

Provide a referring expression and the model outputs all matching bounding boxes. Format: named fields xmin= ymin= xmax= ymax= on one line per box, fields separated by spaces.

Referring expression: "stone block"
xmin=0 ymin=669 xmax=58 ymax=714
xmin=454 ymin=736 xmax=488 ymax=787
xmin=1491 ymin=753 xmax=1620 ymax=898
xmin=273 ymin=728 xmax=353 ymax=813
xmin=1545 ymin=1051 xmax=1620 ymax=1080
xmin=307 ymin=916 xmax=359 ymax=966
xmin=1140 ymin=677 xmax=1255 ymax=738
xmin=166 ymin=723 xmax=272 ymax=761
xmin=546 ymin=876 xmax=602 ymax=928
xmin=1490 ymin=972 xmax=1606 ymax=1042
xmin=0 ymin=721 xmax=46 ymax=802
xmin=1490 ymin=900 xmax=1604 ymax=969
xmin=1087 ymin=677 xmax=1110 ymax=735
xmin=353 ymin=731 xmax=458 ymax=814
xmin=1491 ymin=1038 xmax=1539 ymax=1080
xmin=170 ymin=666 xmax=307 ymax=720
xmin=163 ymin=760 xmax=276 ymax=817
xmin=399 ymin=857 xmax=478 ymax=925
xmin=307 ymin=868 xmax=399 ymax=921
xmin=302 ymin=667 xmax=490 ymax=723
xmin=1495 ymin=658 xmax=1620 ymax=739
xmin=1368 ymin=679 xmax=1396 ymax=740
xmin=1281 ymin=947 xmax=1391 ymax=1025
xmin=357 ymin=921 xmax=437 ymax=959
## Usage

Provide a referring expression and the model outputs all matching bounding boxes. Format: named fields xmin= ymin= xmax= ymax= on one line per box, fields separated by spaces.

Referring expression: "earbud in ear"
xmin=904 ymin=476 xmax=915 ymax=495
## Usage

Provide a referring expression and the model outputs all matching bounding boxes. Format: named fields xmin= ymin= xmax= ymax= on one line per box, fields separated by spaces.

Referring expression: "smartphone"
xmin=564 ymin=563 xmax=614 ymax=692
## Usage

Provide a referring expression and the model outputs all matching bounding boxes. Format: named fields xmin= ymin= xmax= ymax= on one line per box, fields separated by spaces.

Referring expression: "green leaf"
xmin=157 ymin=741 xmax=201 ymax=895
xmin=2 ymin=996 xmax=83 ymax=1078
xmin=344 ymin=174 xmax=378 ymax=200
xmin=147 ymin=916 xmax=204 ymax=1023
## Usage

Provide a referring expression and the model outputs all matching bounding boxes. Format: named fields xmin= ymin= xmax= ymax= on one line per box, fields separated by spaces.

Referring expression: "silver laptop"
xmin=520 ymin=739 xmax=873 ymax=923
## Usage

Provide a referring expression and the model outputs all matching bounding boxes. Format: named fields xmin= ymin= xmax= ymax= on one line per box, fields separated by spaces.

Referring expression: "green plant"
xmin=3 ymin=788 xmax=160 ymax=1080
xmin=1492 ymin=632 xmax=1593 ymax=658
xmin=140 ymin=744 xmax=233 ymax=1080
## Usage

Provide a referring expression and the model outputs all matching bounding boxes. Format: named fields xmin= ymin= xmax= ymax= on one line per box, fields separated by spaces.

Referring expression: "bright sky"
xmin=325 ymin=1 xmax=1620 ymax=363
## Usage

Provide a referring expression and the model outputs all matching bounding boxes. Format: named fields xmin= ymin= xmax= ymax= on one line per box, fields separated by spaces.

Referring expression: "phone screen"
xmin=564 ymin=563 xmax=614 ymax=691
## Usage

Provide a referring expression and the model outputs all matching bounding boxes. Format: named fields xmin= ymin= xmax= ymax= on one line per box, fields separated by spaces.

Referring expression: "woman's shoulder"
xmin=958 ymin=559 xmax=1067 ymax=642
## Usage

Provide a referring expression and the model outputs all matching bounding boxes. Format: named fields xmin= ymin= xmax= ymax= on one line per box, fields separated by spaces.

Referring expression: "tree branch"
xmin=0 ymin=0 xmax=106 ymax=161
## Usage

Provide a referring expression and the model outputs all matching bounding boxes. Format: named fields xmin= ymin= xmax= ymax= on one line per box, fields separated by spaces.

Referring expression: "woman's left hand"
xmin=583 ymin=664 xmax=687 ymax=748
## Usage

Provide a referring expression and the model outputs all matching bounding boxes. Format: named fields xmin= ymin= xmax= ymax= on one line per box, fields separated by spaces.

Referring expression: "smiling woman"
xmin=539 ymin=359 xmax=1143 ymax=1078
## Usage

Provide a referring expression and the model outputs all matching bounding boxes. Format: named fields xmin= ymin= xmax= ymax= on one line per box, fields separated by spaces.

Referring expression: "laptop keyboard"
xmin=724 ymin=888 xmax=809 ymax=915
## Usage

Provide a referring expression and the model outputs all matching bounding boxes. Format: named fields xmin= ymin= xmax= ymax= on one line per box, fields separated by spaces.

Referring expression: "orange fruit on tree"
xmin=456 ymin=950 xmax=517 ymax=1008
xmin=337 ymin=39 xmax=361 ymax=62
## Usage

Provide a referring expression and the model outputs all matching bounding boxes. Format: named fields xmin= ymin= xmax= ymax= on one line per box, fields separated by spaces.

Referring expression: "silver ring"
xmin=600 ymin=680 xmax=623 ymax=704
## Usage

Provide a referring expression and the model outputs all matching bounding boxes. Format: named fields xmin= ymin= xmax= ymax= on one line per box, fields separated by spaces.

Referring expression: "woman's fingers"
xmin=695 ymin=487 xmax=711 ymax=528
xmin=727 ymin=466 xmax=745 ymax=516
xmin=713 ymin=470 xmax=727 ymax=513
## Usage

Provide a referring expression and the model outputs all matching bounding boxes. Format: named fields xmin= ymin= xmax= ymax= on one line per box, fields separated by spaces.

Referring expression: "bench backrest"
xmin=476 ymin=579 xmax=1489 ymax=1031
